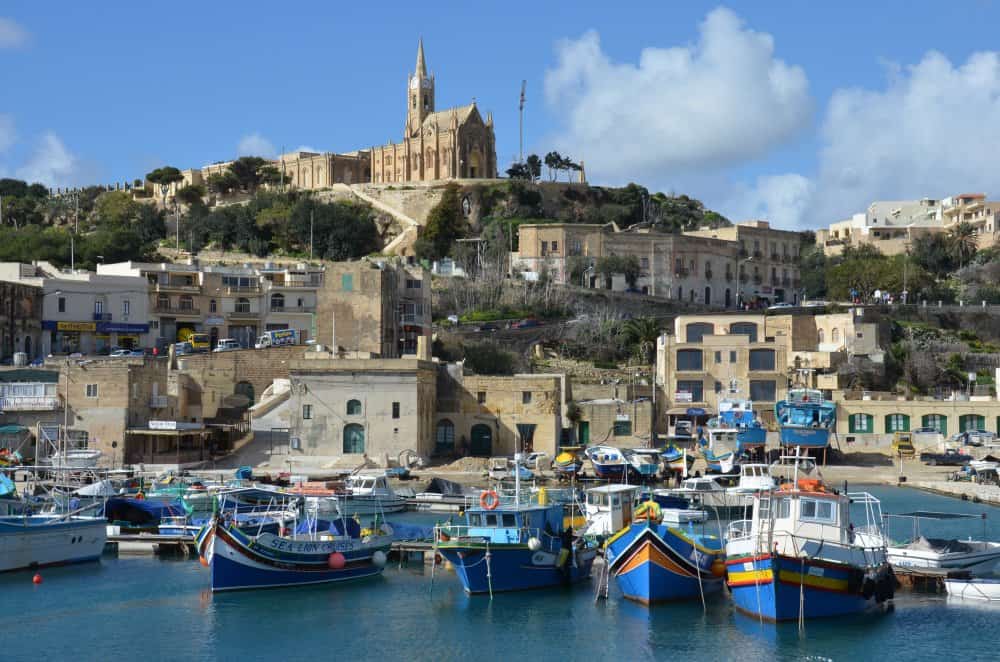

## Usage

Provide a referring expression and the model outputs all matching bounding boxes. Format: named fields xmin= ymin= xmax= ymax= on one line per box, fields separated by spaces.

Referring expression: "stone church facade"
xmin=369 ymin=40 xmax=497 ymax=183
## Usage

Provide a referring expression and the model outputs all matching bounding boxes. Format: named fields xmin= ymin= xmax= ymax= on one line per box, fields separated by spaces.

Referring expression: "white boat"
xmin=945 ymin=578 xmax=1000 ymax=601
xmin=311 ymin=473 xmax=406 ymax=517
xmin=727 ymin=463 xmax=777 ymax=494
xmin=885 ymin=511 xmax=1000 ymax=576
xmin=0 ymin=515 xmax=106 ymax=572
xmin=581 ymin=484 xmax=640 ymax=538
xmin=657 ymin=476 xmax=751 ymax=519
xmin=623 ymin=448 xmax=662 ymax=481
xmin=48 ymin=449 xmax=103 ymax=469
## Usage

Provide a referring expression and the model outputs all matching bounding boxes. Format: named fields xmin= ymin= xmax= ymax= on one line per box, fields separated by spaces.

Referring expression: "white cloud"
xmin=727 ymin=173 xmax=815 ymax=229
xmin=237 ymin=132 xmax=277 ymax=158
xmin=543 ymin=8 xmax=812 ymax=183
xmin=0 ymin=17 xmax=29 ymax=49
xmin=15 ymin=132 xmax=79 ymax=187
xmin=0 ymin=114 xmax=14 ymax=153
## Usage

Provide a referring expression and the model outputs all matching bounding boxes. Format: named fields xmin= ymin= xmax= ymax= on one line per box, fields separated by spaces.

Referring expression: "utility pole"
xmin=519 ymin=80 xmax=526 ymax=164
xmin=70 ymin=234 xmax=75 ymax=272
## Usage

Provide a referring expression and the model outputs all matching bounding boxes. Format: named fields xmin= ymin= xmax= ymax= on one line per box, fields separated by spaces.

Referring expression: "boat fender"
xmin=557 ymin=548 xmax=570 ymax=568
xmin=372 ymin=551 xmax=387 ymax=567
xmin=135 ymin=492 xmax=145 ymax=500
xmin=480 ymin=490 xmax=500 ymax=510
xmin=528 ymin=537 xmax=542 ymax=551
xmin=710 ymin=559 xmax=726 ymax=577
xmin=328 ymin=552 xmax=346 ymax=569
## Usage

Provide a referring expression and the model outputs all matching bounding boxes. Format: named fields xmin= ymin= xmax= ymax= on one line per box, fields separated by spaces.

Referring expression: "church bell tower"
xmin=407 ymin=38 xmax=435 ymax=138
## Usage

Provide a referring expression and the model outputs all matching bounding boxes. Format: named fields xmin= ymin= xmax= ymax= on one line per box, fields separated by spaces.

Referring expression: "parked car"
xmin=512 ymin=318 xmax=541 ymax=329
xmin=912 ymin=427 xmax=939 ymax=435
xmin=803 ymin=300 xmax=830 ymax=308
xmin=173 ymin=342 xmax=193 ymax=356
xmin=767 ymin=302 xmax=795 ymax=311
xmin=487 ymin=457 xmax=534 ymax=481
xmin=920 ymin=448 xmax=973 ymax=466
xmin=109 ymin=348 xmax=144 ymax=358
xmin=213 ymin=338 xmax=241 ymax=352
xmin=477 ymin=322 xmax=500 ymax=333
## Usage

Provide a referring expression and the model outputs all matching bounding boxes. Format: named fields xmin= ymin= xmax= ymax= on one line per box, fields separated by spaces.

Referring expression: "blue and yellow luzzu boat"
xmin=435 ymin=494 xmax=597 ymax=594
xmin=725 ymin=475 xmax=895 ymax=621
xmin=604 ymin=501 xmax=725 ymax=604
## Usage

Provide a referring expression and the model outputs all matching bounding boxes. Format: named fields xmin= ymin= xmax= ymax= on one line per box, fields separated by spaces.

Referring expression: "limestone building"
xmin=369 ymin=40 xmax=497 ymax=183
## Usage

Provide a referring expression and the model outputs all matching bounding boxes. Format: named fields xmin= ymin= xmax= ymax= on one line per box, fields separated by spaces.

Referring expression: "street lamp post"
xmin=736 ymin=255 xmax=754 ymax=309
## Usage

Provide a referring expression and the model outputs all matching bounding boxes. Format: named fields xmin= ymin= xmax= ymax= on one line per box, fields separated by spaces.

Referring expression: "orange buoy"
xmin=710 ymin=559 xmax=726 ymax=577
xmin=480 ymin=490 xmax=500 ymax=510
xmin=327 ymin=552 xmax=346 ymax=569
xmin=199 ymin=556 xmax=209 ymax=568
xmin=32 ymin=573 xmax=43 ymax=585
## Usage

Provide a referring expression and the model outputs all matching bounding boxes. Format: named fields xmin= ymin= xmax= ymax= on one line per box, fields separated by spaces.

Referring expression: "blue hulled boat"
xmin=659 ymin=440 xmax=695 ymax=475
xmin=725 ymin=466 xmax=894 ymax=621
xmin=716 ymin=398 xmax=767 ymax=454
xmin=435 ymin=494 xmax=598 ymax=594
xmin=585 ymin=445 xmax=627 ymax=480
xmin=197 ymin=512 xmax=392 ymax=592
xmin=604 ymin=502 xmax=725 ymax=604
xmin=775 ymin=388 xmax=836 ymax=449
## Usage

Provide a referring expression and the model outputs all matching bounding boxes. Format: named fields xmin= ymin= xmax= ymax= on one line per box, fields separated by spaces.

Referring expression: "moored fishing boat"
xmin=884 ymin=511 xmax=1000 ymax=576
xmin=197 ymin=504 xmax=393 ymax=592
xmin=716 ymin=397 xmax=767 ymax=455
xmin=624 ymin=448 xmax=662 ymax=481
xmin=659 ymin=440 xmax=694 ymax=475
xmin=553 ymin=446 xmax=584 ymax=480
xmin=0 ymin=515 xmax=107 ymax=572
xmin=725 ymin=461 xmax=895 ymax=621
xmin=945 ymin=578 xmax=1000 ymax=601
xmin=775 ymin=388 xmax=836 ymax=450
xmin=435 ymin=493 xmax=598 ymax=594
xmin=585 ymin=445 xmax=627 ymax=480
xmin=604 ymin=500 xmax=725 ymax=604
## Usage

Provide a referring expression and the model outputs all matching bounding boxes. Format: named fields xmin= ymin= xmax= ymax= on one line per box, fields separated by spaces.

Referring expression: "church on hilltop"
xmin=368 ymin=39 xmax=497 ymax=183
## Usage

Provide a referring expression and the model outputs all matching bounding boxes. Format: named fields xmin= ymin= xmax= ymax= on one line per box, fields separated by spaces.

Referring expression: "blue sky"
xmin=3 ymin=1 xmax=1000 ymax=228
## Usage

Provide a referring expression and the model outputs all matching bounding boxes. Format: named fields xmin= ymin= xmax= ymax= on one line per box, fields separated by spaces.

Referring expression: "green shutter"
xmin=885 ymin=414 xmax=910 ymax=433
xmin=922 ymin=414 xmax=948 ymax=436
xmin=341 ymin=273 xmax=353 ymax=292
xmin=850 ymin=414 xmax=872 ymax=433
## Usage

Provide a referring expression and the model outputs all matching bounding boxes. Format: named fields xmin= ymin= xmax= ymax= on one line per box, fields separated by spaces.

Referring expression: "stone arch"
xmin=343 ymin=423 xmax=365 ymax=454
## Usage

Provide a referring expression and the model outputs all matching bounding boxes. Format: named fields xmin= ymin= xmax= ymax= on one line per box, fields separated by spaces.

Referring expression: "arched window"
xmin=818 ymin=328 xmax=825 ymax=344
xmin=885 ymin=414 xmax=910 ymax=433
xmin=470 ymin=424 xmax=492 ymax=456
xmin=179 ymin=295 xmax=193 ymax=311
xmin=832 ymin=328 xmax=840 ymax=343
xmin=436 ymin=419 xmax=455 ymax=454
xmin=685 ymin=322 xmax=714 ymax=343
xmin=848 ymin=413 xmax=873 ymax=433
xmin=235 ymin=297 xmax=250 ymax=313
xmin=960 ymin=414 xmax=986 ymax=432
xmin=270 ymin=293 xmax=284 ymax=311
xmin=209 ymin=299 xmax=217 ymax=313
xmin=343 ymin=424 xmax=365 ymax=454
xmin=346 ymin=399 xmax=362 ymax=416
xmin=922 ymin=414 xmax=947 ymax=435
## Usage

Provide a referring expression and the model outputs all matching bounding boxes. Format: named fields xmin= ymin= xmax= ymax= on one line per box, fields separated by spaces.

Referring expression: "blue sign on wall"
xmin=686 ymin=407 xmax=706 ymax=417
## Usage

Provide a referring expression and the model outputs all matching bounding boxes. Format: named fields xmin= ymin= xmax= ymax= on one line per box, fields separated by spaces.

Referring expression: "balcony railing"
xmin=267 ymin=280 xmax=321 ymax=289
xmin=753 ymin=250 xmax=763 ymax=259
xmin=149 ymin=395 xmax=169 ymax=408
xmin=704 ymin=269 xmax=713 ymax=279
xmin=155 ymin=282 xmax=200 ymax=293
xmin=153 ymin=305 xmax=201 ymax=316
xmin=228 ymin=309 xmax=260 ymax=319
xmin=1 ymin=396 xmax=59 ymax=411
xmin=269 ymin=305 xmax=316 ymax=313
xmin=225 ymin=285 xmax=261 ymax=294
xmin=770 ymin=253 xmax=780 ymax=261
xmin=92 ymin=312 xmax=111 ymax=321
xmin=674 ymin=267 xmax=689 ymax=278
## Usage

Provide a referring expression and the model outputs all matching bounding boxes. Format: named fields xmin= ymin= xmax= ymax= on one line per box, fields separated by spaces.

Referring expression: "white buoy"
xmin=372 ymin=550 xmax=387 ymax=567
xmin=528 ymin=537 xmax=542 ymax=551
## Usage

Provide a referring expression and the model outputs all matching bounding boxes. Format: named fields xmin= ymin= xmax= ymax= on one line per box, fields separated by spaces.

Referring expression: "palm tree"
xmin=623 ymin=317 xmax=663 ymax=364
xmin=949 ymin=222 xmax=978 ymax=269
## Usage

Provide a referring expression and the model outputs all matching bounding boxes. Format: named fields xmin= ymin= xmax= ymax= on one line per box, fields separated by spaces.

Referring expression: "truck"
xmin=919 ymin=448 xmax=973 ymax=466
xmin=255 ymin=329 xmax=298 ymax=349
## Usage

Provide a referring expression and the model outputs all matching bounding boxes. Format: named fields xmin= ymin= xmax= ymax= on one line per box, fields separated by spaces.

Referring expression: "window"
xmin=502 ymin=513 xmax=516 ymax=527
xmin=676 ymin=349 xmax=703 ymax=371
xmin=641 ymin=257 xmax=649 ymax=269
xmin=676 ymin=380 xmax=704 ymax=402
xmin=613 ymin=420 xmax=632 ymax=436
xmin=180 ymin=295 xmax=195 ymax=311
xmin=477 ymin=391 xmax=486 ymax=404
xmin=270 ymin=293 xmax=285 ymax=311
xmin=541 ymin=241 xmax=549 ymax=255
xmin=342 ymin=274 xmax=354 ymax=292
xmin=436 ymin=419 xmax=455 ymax=452
xmin=392 ymin=402 xmax=400 ymax=419
xmin=960 ymin=414 xmax=986 ymax=432
xmin=749 ymin=380 xmax=777 ymax=402
xmin=485 ymin=513 xmax=498 ymax=527
xmin=714 ymin=351 xmax=722 ymax=364
xmin=800 ymin=498 xmax=836 ymax=523
xmin=85 ymin=384 xmax=98 ymax=398
xmin=302 ymin=404 xmax=312 ymax=420
xmin=715 ymin=381 xmax=723 ymax=393
xmin=885 ymin=414 xmax=909 ymax=432
xmin=234 ymin=297 xmax=249 ymax=313
xmin=776 ymin=497 xmax=791 ymax=519
xmin=343 ymin=423 xmax=365 ymax=454
xmin=58 ymin=297 xmax=66 ymax=313
xmin=209 ymin=299 xmax=217 ymax=313
xmin=94 ymin=300 xmax=104 ymax=315
xmin=818 ymin=329 xmax=825 ymax=344
xmin=551 ymin=241 xmax=559 ymax=253
xmin=729 ymin=322 xmax=758 ymax=343
xmin=157 ymin=294 xmax=169 ymax=310
xmin=522 ymin=391 xmax=532 ymax=404
xmin=122 ymin=299 xmax=130 ymax=317
xmin=748 ymin=349 xmax=776 ymax=371
xmin=406 ymin=279 xmax=421 ymax=289
xmin=922 ymin=414 xmax=947 ymax=435
xmin=730 ymin=350 xmax=737 ymax=363
xmin=832 ymin=328 xmax=840 ymax=343
xmin=346 ymin=399 xmax=362 ymax=416
xmin=685 ymin=322 xmax=714 ymax=343
xmin=469 ymin=513 xmax=483 ymax=527
xmin=849 ymin=413 xmax=874 ymax=433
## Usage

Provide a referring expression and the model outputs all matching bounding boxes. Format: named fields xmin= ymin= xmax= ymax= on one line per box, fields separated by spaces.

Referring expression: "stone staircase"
xmin=333 ymin=183 xmax=421 ymax=255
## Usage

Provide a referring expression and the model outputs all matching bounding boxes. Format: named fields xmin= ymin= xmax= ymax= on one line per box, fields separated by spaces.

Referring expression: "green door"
xmin=343 ymin=424 xmax=365 ymax=454
xmin=470 ymin=424 xmax=492 ymax=456
xmin=578 ymin=421 xmax=590 ymax=445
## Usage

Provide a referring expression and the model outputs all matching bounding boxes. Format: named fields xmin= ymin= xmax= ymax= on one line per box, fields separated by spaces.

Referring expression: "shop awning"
xmin=665 ymin=407 xmax=714 ymax=416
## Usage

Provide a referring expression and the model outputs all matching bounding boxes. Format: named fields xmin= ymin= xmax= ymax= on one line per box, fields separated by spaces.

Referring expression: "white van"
xmin=213 ymin=338 xmax=241 ymax=352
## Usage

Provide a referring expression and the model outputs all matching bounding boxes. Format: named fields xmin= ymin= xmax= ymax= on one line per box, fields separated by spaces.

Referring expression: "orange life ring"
xmin=480 ymin=490 xmax=500 ymax=510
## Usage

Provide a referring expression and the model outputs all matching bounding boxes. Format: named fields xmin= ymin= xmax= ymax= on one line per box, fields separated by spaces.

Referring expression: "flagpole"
xmin=519 ymin=80 xmax=526 ymax=164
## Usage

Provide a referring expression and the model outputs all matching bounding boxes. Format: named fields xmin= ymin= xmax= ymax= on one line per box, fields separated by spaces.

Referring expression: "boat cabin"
xmin=346 ymin=474 xmax=393 ymax=496
xmin=584 ymin=485 xmax=640 ymax=537
xmin=465 ymin=504 xmax=565 ymax=544
xmin=733 ymin=464 xmax=775 ymax=492
xmin=678 ymin=477 xmax=725 ymax=492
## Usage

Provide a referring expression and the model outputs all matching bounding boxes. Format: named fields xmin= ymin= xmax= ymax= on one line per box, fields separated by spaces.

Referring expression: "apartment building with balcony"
xmin=0 ymin=262 xmax=152 ymax=356
xmin=0 ymin=279 xmax=42 ymax=362
xmin=685 ymin=220 xmax=803 ymax=305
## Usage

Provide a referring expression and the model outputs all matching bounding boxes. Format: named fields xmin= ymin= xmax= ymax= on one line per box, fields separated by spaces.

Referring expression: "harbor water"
xmin=3 ymin=485 xmax=998 ymax=661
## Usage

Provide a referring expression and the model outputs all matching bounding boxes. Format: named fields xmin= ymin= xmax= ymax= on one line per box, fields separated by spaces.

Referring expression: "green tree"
xmin=949 ymin=222 xmax=978 ymax=269
xmin=229 ymin=156 xmax=272 ymax=192
xmin=463 ymin=342 xmax=516 ymax=375
xmin=623 ymin=317 xmax=662 ymax=363
xmin=206 ymin=171 xmax=240 ymax=195
xmin=145 ymin=166 xmax=183 ymax=192
xmin=415 ymin=183 xmax=465 ymax=261
xmin=526 ymin=154 xmax=542 ymax=181
xmin=543 ymin=151 xmax=562 ymax=181
xmin=596 ymin=254 xmax=642 ymax=288
xmin=912 ymin=233 xmax=957 ymax=276
xmin=506 ymin=162 xmax=531 ymax=180
xmin=798 ymin=244 xmax=827 ymax=298
xmin=175 ymin=184 xmax=206 ymax=206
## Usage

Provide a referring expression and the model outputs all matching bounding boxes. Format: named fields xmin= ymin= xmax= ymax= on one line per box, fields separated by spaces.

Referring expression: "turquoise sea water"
xmin=3 ymin=485 xmax=998 ymax=661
